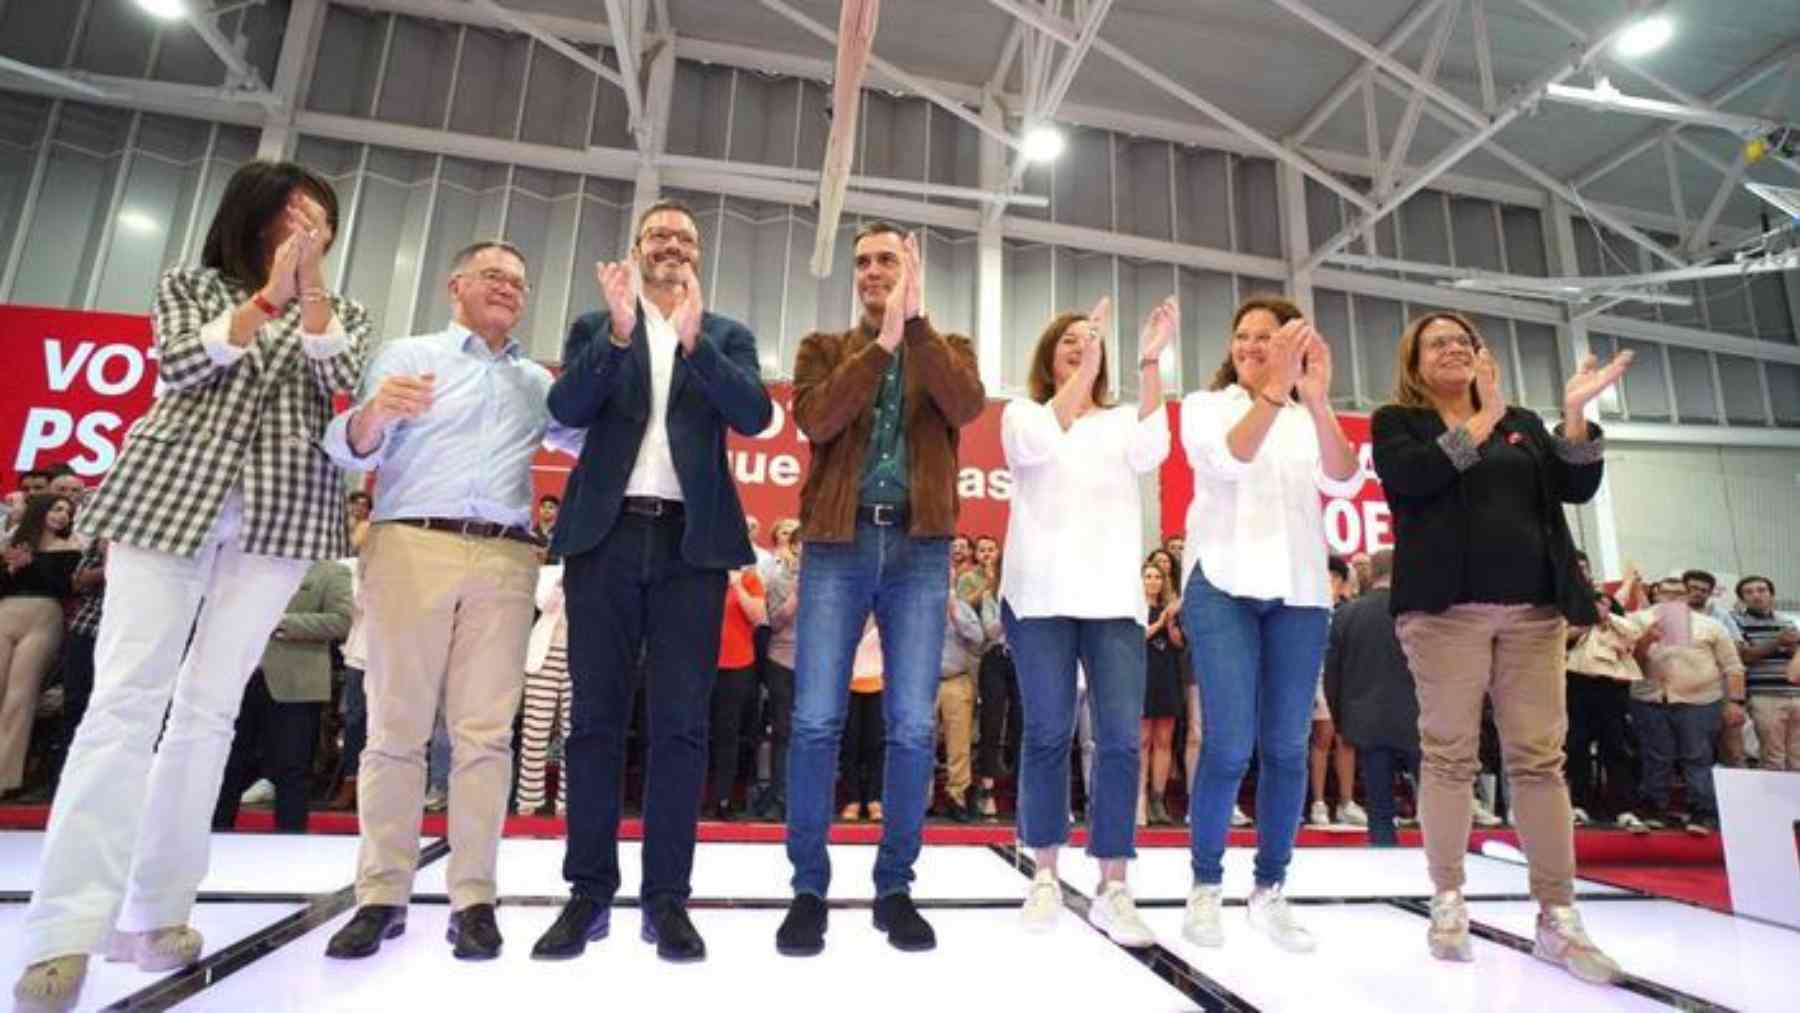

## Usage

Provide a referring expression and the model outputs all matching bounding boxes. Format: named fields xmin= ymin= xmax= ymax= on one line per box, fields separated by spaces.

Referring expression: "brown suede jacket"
xmin=792 ymin=316 xmax=986 ymax=542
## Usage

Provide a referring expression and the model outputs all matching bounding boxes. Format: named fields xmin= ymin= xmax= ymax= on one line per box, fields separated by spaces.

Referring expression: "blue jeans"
xmin=1629 ymin=699 xmax=1722 ymax=818
xmin=339 ymin=666 xmax=367 ymax=780
xmin=1181 ymin=564 xmax=1329 ymax=886
xmin=1358 ymin=745 xmax=1421 ymax=847
xmin=1003 ymin=603 xmax=1143 ymax=859
xmin=785 ymin=523 xmax=949 ymax=898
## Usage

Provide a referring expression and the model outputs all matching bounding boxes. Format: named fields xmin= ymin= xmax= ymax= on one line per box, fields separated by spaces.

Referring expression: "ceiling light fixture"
xmin=136 ymin=0 xmax=187 ymax=20
xmin=117 ymin=209 xmax=162 ymax=234
xmin=1022 ymin=125 xmax=1065 ymax=163
xmin=1613 ymin=15 xmax=1673 ymax=59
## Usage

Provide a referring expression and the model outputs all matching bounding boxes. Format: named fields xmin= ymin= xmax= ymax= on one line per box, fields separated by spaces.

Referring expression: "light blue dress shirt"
xmin=323 ymin=323 xmax=582 ymax=529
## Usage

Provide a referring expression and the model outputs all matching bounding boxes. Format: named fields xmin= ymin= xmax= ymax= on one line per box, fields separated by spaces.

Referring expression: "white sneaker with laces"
xmin=1534 ymin=906 xmax=1622 ymax=984
xmin=1306 ymin=800 xmax=1330 ymax=826
xmin=1339 ymin=800 xmax=1368 ymax=827
xmin=1571 ymin=807 xmax=1591 ymax=826
xmin=1427 ymin=891 xmax=1473 ymax=962
xmin=239 ymin=778 xmax=275 ymax=805
xmin=1247 ymin=885 xmax=1315 ymax=953
xmin=1088 ymin=882 xmax=1156 ymax=948
xmin=1020 ymin=868 xmax=1063 ymax=933
xmin=1471 ymin=801 xmax=1504 ymax=827
xmin=1230 ymin=805 xmax=1251 ymax=827
xmin=1614 ymin=811 xmax=1648 ymax=835
xmin=1182 ymin=884 xmax=1224 ymax=947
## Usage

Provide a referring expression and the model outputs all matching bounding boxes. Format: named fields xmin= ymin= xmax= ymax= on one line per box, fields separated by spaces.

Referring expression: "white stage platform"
xmin=0 ymin=830 xmax=1785 ymax=1011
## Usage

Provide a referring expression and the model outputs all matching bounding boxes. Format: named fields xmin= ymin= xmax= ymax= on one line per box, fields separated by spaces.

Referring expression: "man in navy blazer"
xmin=534 ymin=200 xmax=772 ymax=965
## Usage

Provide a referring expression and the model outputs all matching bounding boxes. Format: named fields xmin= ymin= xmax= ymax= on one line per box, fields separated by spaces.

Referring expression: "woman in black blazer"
xmin=1371 ymin=310 xmax=1632 ymax=986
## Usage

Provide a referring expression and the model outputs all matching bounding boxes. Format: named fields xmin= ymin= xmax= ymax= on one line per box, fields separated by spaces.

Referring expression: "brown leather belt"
xmin=398 ymin=517 xmax=542 ymax=545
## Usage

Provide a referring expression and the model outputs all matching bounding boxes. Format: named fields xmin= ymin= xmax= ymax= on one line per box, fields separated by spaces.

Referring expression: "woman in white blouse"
xmin=1000 ymin=295 xmax=1176 ymax=948
xmin=1177 ymin=295 xmax=1359 ymax=955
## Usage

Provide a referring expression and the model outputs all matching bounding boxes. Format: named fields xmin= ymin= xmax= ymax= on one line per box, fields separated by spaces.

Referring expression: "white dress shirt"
xmin=1000 ymin=399 xmax=1170 ymax=620
xmin=1179 ymin=387 xmax=1361 ymax=609
xmin=623 ymin=297 xmax=686 ymax=501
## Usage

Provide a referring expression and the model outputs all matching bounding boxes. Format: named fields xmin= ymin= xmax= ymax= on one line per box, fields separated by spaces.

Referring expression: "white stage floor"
xmin=0 ymin=830 xmax=1786 ymax=1012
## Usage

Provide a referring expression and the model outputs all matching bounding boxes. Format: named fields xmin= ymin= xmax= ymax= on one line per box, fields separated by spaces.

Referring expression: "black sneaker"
xmin=872 ymin=893 xmax=936 ymax=952
xmin=775 ymin=894 xmax=828 ymax=956
xmin=325 ymin=905 xmax=406 ymax=959
xmin=530 ymin=896 xmax=610 ymax=960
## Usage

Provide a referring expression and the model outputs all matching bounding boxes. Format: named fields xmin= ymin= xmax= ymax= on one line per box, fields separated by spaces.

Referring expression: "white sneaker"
xmin=239 ymin=778 xmax=275 ymax=805
xmin=1088 ymin=882 xmax=1156 ymax=948
xmin=1614 ymin=811 xmax=1648 ymax=835
xmin=1020 ymin=868 xmax=1062 ymax=933
xmin=1471 ymin=801 xmax=1504 ymax=827
xmin=1230 ymin=805 xmax=1251 ymax=827
xmin=1571 ymin=807 xmax=1591 ymax=826
xmin=1534 ymin=906 xmax=1622 ymax=985
xmin=1247 ymin=885 xmax=1315 ymax=953
xmin=1182 ymin=884 xmax=1225 ymax=947
xmin=1338 ymin=800 xmax=1368 ymax=827
xmin=1427 ymin=891 xmax=1473 ymax=962
xmin=1306 ymin=800 xmax=1330 ymax=826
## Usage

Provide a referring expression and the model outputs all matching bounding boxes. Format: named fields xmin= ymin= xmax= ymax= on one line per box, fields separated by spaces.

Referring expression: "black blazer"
xmin=546 ymin=304 xmax=773 ymax=570
xmin=1370 ymin=403 xmax=1602 ymax=626
xmin=1322 ymin=588 xmax=1419 ymax=751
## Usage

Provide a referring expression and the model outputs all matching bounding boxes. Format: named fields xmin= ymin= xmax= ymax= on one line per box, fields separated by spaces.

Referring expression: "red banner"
xmin=1159 ymin=401 xmax=1392 ymax=558
xmin=4 ymin=307 xmax=1015 ymax=544
xmin=2 ymin=304 xmax=159 ymax=490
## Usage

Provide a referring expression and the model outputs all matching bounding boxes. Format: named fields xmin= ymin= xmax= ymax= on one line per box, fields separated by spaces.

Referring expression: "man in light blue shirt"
xmin=319 ymin=240 xmax=578 ymax=964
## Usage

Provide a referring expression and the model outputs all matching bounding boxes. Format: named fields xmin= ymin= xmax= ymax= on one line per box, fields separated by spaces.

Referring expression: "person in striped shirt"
xmin=1731 ymin=576 xmax=1800 ymax=771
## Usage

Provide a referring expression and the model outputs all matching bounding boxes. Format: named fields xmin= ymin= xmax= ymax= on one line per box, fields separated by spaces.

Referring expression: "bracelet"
xmin=250 ymin=291 xmax=281 ymax=317
xmin=299 ymin=288 xmax=331 ymax=304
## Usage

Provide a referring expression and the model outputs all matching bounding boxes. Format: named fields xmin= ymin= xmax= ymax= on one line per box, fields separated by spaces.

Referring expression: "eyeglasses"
xmin=641 ymin=227 xmax=700 ymax=249
xmin=466 ymin=268 xmax=530 ymax=294
xmin=1422 ymin=332 xmax=1478 ymax=353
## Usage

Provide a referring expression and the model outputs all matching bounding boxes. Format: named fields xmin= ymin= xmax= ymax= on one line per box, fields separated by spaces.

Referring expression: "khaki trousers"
xmin=0 ymin=597 xmax=64 ymax=791
xmin=355 ymin=523 xmax=536 ymax=909
xmin=1397 ymin=604 xmax=1577 ymax=907
xmin=1750 ymin=695 xmax=1800 ymax=771
xmin=936 ymin=672 xmax=975 ymax=804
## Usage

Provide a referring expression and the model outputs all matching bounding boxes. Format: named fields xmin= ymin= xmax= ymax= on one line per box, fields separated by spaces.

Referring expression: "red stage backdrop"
xmin=1159 ymin=402 xmax=1391 ymax=558
xmin=4 ymin=306 xmax=1016 ymax=542
xmin=2 ymin=304 xmax=160 ymax=489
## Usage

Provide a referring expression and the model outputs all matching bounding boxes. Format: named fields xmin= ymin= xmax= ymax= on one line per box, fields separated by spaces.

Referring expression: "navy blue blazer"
xmin=546 ymin=304 xmax=772 ymax=570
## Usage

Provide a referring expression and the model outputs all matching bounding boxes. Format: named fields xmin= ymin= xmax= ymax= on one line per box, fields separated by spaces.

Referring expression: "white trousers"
xmin=20 ymin=491 xmax=307 ymax=964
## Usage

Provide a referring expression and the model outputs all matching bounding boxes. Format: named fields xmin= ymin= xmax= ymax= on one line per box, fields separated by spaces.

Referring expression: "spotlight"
xmin=1021 ymin=125 xmax=1065 ymax=163
xmin=1613 ymin=15 xmax=1673 ymax=59
xmin=136 ymin=0 xmax=187 ymax=20
xmin=117 ymin=209 xmax=161 ymax=234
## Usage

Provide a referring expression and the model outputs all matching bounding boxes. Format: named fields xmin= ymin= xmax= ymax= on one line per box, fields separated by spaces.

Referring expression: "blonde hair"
xmin=1392 ymin=310 xmax=1486 ymax=410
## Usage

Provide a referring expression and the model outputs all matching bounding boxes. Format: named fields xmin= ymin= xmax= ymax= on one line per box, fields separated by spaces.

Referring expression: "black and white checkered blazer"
xmin=77 ymin=267 xmax=372 ymax=561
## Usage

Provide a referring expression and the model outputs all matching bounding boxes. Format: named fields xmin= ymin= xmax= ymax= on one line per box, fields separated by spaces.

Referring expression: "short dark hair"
xmin=202 ymin=160 xmax=339 ymax=290
xmin=1736 ymin=575 xmax=1776 ymax=598
xmin=17 ymin=469 xmax=49 ymax=487
xmin=1328 ymin=556 xmax=1351 ymax=581
xmin=1681 ymin=569 xmax=1717 ymax=590
xmin=851 ymin=220 xmax=907 ymax=251
xmin=633 ymin=199 xmax=701 ymax=245
xmin=450 ymin=241 xmax=527 ymax=274
xmin=538 ymin=494 xmax=561 ymax=506
xmin=43 ymin=462 xmax=75 ymax=479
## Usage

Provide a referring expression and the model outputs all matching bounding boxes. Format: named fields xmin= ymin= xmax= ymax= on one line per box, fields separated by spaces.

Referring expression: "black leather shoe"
xmin=775 ymin=894 xmax=828 ymax=956
xmin=446 ymin=903 xmax=503 ymax=960
xmin=325 ymin=905 xmax=406 ymax=959
xmin=531 ymin=896 xmax=611 ymax=960
xmin=640 ymin=907 xmax=706 ymax=963
xmin=873 ymin=893 xmax=936 ymax=952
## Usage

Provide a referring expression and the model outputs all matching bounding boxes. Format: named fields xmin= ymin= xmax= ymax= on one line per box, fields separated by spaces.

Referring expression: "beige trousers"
xmin=1396 ymin=603 xmax=1577 ymax=907
xmin=354 ymin=523 xmax=536 ymax=910
xmin=0 ymin=597 xmax=64 ymax=791
xmin=1749 ymin=695 xmax=1800 ymax=771
xmin=936 ymin=672 xmax=975 ymax=804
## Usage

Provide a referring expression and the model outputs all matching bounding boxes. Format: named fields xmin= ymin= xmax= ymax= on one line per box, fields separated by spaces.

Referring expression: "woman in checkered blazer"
xmin=14 ymin=161 xmax=372 ymax=1013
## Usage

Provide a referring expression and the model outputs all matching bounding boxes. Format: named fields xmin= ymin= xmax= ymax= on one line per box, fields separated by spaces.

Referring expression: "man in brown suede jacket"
xmin=776 ymin=223 xmax=984 ymax=958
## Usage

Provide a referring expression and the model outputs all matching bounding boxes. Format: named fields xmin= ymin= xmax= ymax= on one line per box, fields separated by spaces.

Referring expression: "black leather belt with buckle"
xmin=400 ymin=517 xmax=541 ymax=545
xmin=857 ymin=503 xmax=908 ymax=527
xmin=622 ymin=496 xmax=685 ymax=519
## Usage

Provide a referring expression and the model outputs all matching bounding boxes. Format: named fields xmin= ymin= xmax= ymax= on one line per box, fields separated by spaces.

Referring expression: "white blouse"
xmin=1178 ymin=387 xmax=1361 ymax=609
xmin=1000 ymin=399 xmax=1170 ymax=620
